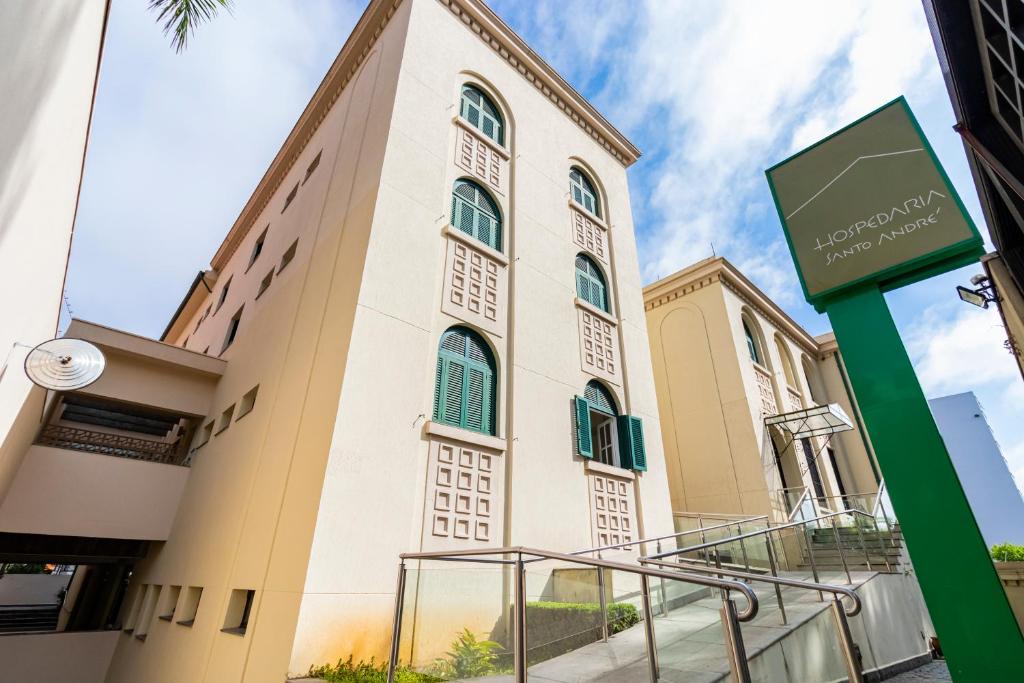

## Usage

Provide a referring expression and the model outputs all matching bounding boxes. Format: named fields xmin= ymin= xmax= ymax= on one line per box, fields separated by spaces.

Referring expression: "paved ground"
xmin=887 ymin=660 xmax=951 ymax=682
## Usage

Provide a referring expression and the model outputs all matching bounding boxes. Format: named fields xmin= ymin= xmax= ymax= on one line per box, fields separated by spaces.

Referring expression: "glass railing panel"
xmin=395 ymin=562 xmax=512 ymax=680
xmin=651 ymin=588 xmax=736 ymax=682
xmin=521 ymin=559 xmax=654 ymax=681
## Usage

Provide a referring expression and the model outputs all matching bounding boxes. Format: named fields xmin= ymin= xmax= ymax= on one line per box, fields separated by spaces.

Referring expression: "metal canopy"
xmin=764 ymin=403 xmax=853 ymax=439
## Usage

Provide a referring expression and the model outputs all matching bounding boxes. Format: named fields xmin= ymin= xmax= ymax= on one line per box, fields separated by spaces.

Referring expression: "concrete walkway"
xmin=472 ymin=570 xmax=872 ymax=683
xmin=887 ymin=660 xmax=951 ymax=682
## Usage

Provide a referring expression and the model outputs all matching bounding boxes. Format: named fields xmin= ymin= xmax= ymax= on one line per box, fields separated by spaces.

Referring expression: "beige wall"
xmin=0 ymin=445 xmax=188 ymax=540
xmin=106 ymin=0 xmax=671 ymax=680
xmin=644 ymin=259 xmax=881 ymax=521
xmin=0 ymin=0 xmax=107 ymax=504
xmin=0 ymin=630 xmax=118 ymax=683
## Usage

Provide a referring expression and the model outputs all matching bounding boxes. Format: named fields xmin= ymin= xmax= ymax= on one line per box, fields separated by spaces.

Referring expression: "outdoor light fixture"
xmin=957 ymin=274 xmax=999 ymax=309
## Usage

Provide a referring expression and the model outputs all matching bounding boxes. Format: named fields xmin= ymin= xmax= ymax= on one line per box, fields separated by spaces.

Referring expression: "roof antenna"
xmin=710 ymin=242 xmax=716 ymax=257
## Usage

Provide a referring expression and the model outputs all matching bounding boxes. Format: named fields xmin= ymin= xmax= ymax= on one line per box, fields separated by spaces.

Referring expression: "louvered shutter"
xmin=617 ymin=415 xmax=647 ymax=472
xmin=432 ymin=357 xmax=443 ymax=420
xmin=574 ymin=396 xmax=593 ymax=458
xmin=443 ymin=360 xmax=465 ymax=426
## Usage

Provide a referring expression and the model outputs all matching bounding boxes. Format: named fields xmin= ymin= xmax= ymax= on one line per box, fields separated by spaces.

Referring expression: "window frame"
xmin=451 ymin=178 xmax=502 ymax=252
xmin=432 ymin=327 xmax=497 ymax=436
xmin=570 ymin=167 xmax=601 ymax=217
xmin=575 ymin=253 xmax=610 ymax=313
xmin=459 ymin=84 xmax=504 ymax=146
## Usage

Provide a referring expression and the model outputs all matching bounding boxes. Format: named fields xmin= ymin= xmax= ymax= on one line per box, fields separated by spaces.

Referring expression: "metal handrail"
xmin=571 ymin=515 xmax=769 ymax=557
xmin=647 ymin=509 xmax=879 ymax=560
xmin=389 ymin=546 xmax=760 ymax=683
xmin=396 ymin=546 xmax=759 ymax=619
xmin=641 ymin=557 xmax=862 ymax=617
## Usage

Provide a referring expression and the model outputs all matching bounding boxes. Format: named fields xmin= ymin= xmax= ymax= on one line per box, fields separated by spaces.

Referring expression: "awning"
xmin=764 ymin=403 xmax=853 ymax=439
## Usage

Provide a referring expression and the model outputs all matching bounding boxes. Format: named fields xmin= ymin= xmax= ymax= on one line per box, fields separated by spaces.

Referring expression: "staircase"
xmin=799 ymin=524 xmax=904 ymax=573
xmin=0 ymin=605 xmax=60 ymax=633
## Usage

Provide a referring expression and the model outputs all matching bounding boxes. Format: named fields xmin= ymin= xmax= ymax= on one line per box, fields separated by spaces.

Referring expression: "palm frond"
xmin=149 ymin=0 xmax=232 ymax=53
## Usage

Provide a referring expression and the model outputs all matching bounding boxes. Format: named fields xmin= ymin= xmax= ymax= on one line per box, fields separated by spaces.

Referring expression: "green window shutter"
xmin=574 ymin=396 xmax=593 ymax=458
xmin=460 ymin=85 xmax=504 ymax=145
xmin=629 ymin=416 xmax=647 ymax=471
xmin=575 ymin=254 xmax=609 ymax=313
xmin=569 ymin=168 xmax=600 ymax=218
xmin=451 ymin=180 xmax=502 ymax=252
xmin=434 ymin=327 xmax=497 ymax=436
xmin=616 ymin=415 xmax=647 ymax=472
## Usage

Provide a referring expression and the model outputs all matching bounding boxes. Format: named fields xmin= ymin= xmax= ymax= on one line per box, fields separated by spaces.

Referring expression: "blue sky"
xmin=66 ymin=0 xmax=1024 ymax=494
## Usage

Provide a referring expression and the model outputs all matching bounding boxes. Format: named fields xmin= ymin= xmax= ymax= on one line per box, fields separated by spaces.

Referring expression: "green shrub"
xmin=427 ymin=628 xmax=504 ymax=679
xmin=992 ymin=543 xmax=1024 ymax=562
xmin=525 ymin=600 xmax=639 ymax=635
xmin=306 ymin=656 xmax=439 ymax=683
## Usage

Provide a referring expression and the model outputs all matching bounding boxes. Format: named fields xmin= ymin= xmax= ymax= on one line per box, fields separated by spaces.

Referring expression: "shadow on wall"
xmin=0 ymin=0 xmax=84 ymax=243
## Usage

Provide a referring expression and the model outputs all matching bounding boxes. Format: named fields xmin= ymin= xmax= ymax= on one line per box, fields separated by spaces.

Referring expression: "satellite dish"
xmin=23 ymin=338 xmax=105 ymax=391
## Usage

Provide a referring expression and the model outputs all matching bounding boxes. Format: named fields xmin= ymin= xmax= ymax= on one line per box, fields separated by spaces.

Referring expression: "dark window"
xmin=247 ymin=227 xmax=268 ymax=271
xmin=280 ymin=240 xmax=298 ymax=272
xmin=222 ymin=307 xmax=243 ymax=353
xmin=215 ymin=277 xmax=232 ymax=313
xmin=303 ymin=150 xmax=322 ymax=184
xmin=282 ymin=183 xmax=298 ymax=213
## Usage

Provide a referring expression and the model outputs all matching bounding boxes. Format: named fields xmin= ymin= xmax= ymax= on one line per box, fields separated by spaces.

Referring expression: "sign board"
xmin=766 ymin=97 xmax=982 ymax=308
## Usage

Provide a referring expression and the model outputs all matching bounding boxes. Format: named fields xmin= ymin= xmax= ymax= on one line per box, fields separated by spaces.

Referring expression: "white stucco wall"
xmin=0 ymin=0 xmax=107 ymax=506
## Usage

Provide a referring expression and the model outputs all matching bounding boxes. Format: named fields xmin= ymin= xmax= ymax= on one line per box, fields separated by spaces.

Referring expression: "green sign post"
xmin=767 ymin=97 xmax=1024 ymax=680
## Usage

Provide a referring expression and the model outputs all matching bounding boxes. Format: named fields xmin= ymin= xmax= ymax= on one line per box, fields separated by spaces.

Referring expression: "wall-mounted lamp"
xmin=956 ymin=274 xmax=999 ymax=309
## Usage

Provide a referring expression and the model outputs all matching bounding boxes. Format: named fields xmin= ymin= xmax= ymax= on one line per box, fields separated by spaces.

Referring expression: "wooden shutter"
xmin=617 ymin=415 xmax=647 ymax=472
xmin=574 ymin=396 xmax=593 ymax=458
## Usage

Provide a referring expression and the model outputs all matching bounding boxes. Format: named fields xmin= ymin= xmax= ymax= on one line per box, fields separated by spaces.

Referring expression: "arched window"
xmin=774 ymin=335 xmax=797 ymax=388
xmin=451 ymin=179 xmax=502 ymax=252
xmin=575 ymin=254 xmax=609 ymax=312
xmin=570 ymin=167 xmax=600 ymax=217
xmin=742 ymin=320 xmax=761 ymax=365
xmin=433 ymin=326 xmax=496 ymax=435
xmin=584 ymin=380 xmax=618 ymax=416
xmin=460 ymin=84 xmax=504 ymax=145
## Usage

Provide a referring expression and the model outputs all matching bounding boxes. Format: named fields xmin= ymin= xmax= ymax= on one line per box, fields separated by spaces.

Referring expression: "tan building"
xmin=644 ymin=257 xmax=882 ymax=521
xmin=0 ymin=0 xmax=675 ymax=680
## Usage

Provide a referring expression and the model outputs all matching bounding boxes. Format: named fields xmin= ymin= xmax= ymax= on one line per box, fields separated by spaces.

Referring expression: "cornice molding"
xmin=438 ymin=0 xmax=640 ymax=167
xmin=643 ymin=257 xmax=822 ymax=355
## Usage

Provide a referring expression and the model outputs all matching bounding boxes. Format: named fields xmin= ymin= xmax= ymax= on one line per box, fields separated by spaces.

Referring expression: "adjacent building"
xmin=643 ymin=257 xmax=881 ymax=520
xmin=923 ymin=0 xmax=1024 ymax=381
xmin=0 ymin=0 xmax=674 ymax=680
xmin=929 ymin=392 xmax=1024 ymax=547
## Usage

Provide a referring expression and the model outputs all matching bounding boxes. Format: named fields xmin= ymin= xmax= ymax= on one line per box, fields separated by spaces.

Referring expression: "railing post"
xmin=655 ymin=540 xmax=668 ymax=616
xmin=640 ymin=575 xmax=660 ymax=682
xmin=386 ymin=562 xmax=408 ymax=683
xmin=736 ymin=523 xmax=751 ymax=573
xmin=720 ymin=595 xmax=752 ymax=683
xmin=799 ymin=525 xmax=823 ymax=601
xmin=854 ymin=518 xmax=872 ymax=571
xmin=830 ymin=597 xmax=866 ymax=683
xmin=596 ymin=566 xmax=609 ymax=643
xmin=765 ymin=532 xmax=787 ymax=625
xmin=514 ymin=554 xmax=527 ymax=683
xmin=831 ymin=516 xmax=853 ymax=585
xmin=698 ymin=517 xmax=710 ymax=568
xmin=870 ymin=516 xmax=891 ymax=572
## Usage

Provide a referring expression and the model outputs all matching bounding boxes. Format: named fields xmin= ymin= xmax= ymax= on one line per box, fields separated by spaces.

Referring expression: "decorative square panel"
xmin=753 ymin=364 xmax=778 ymax=417
xmin=455 ymin=124 xmax=505 ymax=194
xmin=571 ymin=206 xmax=608 ymax=263
xmin=577 ymin=307 xmax=621 ymax=384
xmin=588 ymin=471 xmax=637 ymax=550
xmin=425 ymin=436 xmax=504 ymax=550
xmin=442 ymin=237 xmax=507 ymax=337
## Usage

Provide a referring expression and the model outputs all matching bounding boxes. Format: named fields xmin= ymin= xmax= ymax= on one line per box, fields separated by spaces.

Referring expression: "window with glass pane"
xmin=451 ymin=179 xmax=502 ymax=252
xmin=743 ymin=320 xmax=760 ymax=364
xmin=433 ymin=326 xmax=497 ymax=435
xmin=575 ymin=254 xmax=609 ymax=312
xmin=569 ymin=167 xmax=600 ymax=217
xmin=460 ymin=84 xmax=504 ymax=145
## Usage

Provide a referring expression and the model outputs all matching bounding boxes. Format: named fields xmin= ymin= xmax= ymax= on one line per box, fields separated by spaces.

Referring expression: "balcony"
xmin=0 ymin=319 xmax=225 ymax=541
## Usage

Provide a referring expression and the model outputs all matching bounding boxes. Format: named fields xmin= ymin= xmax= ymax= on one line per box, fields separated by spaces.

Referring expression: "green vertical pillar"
xmin=826 ymin=284 xmax=1024 ymax=680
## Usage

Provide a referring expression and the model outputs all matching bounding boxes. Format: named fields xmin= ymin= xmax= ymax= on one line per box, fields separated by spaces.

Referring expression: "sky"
xmin=66 ymin=0 xmax=1024 ymax=495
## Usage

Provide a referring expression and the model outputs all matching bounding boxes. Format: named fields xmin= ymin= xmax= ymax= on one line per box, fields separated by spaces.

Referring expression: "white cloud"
xmin=65 ymin=0 xmax=359 ymax=335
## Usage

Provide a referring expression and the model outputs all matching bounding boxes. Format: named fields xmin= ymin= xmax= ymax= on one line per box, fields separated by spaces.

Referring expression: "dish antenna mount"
xmin=23 ymin=338 xmax=105 ymax=391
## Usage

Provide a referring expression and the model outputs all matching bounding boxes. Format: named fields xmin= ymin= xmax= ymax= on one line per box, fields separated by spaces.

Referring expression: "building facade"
xmin=643 ymin=257 xmax=881 ymax=520
xmin=929 ymin=391 xmax=1024 ymax=547
xmin=0 ymin=0 xmax=674 ymax=680
xmin=923 ymin=0 xmax=1024 ymax=381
